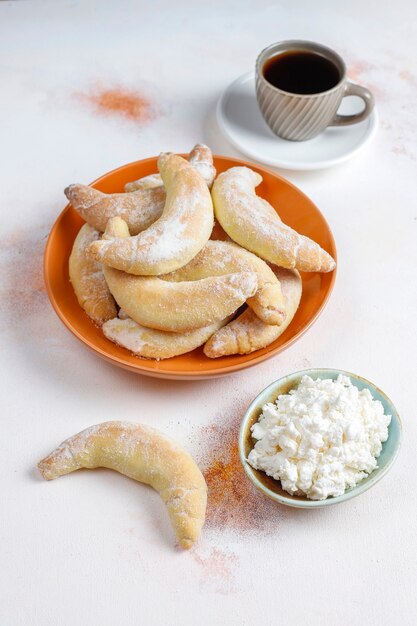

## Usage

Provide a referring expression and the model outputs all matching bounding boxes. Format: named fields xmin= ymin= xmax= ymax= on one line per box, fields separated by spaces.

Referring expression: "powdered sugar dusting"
xmin=163 ymin=240 xmax=284 ymax=324
xmin=65 ymin=184 xmax=165 ymax=235
xmin=204 ymin=267 xmax=302 ymax=357
xmin=38 ymin=422 xmax=206 ymax=548
xmin=136 ymin=210 xmax=189 ymax=265
xmin=102 ymin=267 xmax=255 ymax=334
xmin=228 ymin=271 xmax=257 ymax=301
xmin=103 ymin=318 xmax=147 ymax=352
xmin=102 ymin=316 xmax=226 ymax=360
xmin=69 ymin=223 xmax=117 ymax=325
xmin=212 ymin=166 xmax=335 ymax=272
xmin=124 ymin=143 xmax=216 ymax=192
xmin=213 ymin=167 xmax=298 ymax=266
xmin=125 ymin=173 xmax=163 ymax=192
xmin=92 ymin=155 xmax=214 ymax=274
xmin=192 ymin=160 xmax=216 ymax=187
xmin=39 ymin=422 xmax=188 ymax=480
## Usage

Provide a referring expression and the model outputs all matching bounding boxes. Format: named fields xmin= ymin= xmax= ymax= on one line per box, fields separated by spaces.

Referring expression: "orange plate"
xmin=44 ymin=155 xmax=337 ymax=380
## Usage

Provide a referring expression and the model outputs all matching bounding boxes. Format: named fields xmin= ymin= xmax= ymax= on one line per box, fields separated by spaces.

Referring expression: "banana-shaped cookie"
xmin=164 ymin=240 xmax=286 ymax=326
xmin=65 ymin=184 xmax=165 ymax=235
xmin=103 ymin=265 xmax=257 ymax=332
xmin=97 ymin=216 xmax=257 ymax=332
xmin=124 ymin=173 xmax=163 ymax=191
xmin=88 ymin=154 xmax=214 ymax=275
xmin=65 ymin=146 xmax=215 ymax=236
xmin=124 ymin=144 xmax=216 ymax=192
xmin=103 ymin=315 xmax=231 ymax=359
xmin=38 ymin=422 xmax=207 ymax=549
xmin=211 ymin=167 xmax=336 ymax=273
xmin=204 ymin=267 xmax=302 ymax=357
xmin=68 ymin=223 xmax=117 ymax=325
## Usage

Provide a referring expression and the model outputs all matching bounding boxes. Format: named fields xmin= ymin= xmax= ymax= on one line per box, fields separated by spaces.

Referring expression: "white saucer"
xmin=216 ymin=72 xmax=378 ymax=171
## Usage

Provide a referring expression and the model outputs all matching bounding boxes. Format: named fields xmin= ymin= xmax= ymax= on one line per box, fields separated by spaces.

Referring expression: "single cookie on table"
xmin=164 ymin=239 xmax=286 ymax=326
xmin=38 ymin=421 xmax=207 ymax=549
xmin=103 ymin=315 xmax=232 ymax=360
xmin=68 ymin=223 xmax=117 ymax=325
xmin=204 ymin=267 xmax=302 ymax=357
xmin=211 ymin=166 xmax=336 ymax=273
xmin=124 ymin=143 xmax=216 ymax=192
xmin=88 ymin=154 xmax=214 ymax=275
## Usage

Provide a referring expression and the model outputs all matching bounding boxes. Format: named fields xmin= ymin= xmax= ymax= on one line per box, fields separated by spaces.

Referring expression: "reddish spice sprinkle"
xmin=192 ymin=547 xmax=238 ymax=579
xmin=200 ymin=416 xmax=287 ymax=533
xmin=191 ymin=547 xmax=239 ymax=594
xmin=0 ymin=227 xmax=47 ymax=329
xmin=78 ymin=86 xmax=157 ymax=124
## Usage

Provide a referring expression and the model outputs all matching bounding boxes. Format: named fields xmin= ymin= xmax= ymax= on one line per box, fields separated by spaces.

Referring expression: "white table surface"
xmin=1 ymin=1 xmax=416 ymax=624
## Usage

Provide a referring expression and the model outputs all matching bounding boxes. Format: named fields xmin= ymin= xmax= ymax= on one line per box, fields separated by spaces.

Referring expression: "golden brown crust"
xmin=38 ymin=421 xmax=207 ymax=549
xmin=102 ymin=315 xmax=231 ymax=359
xmin=65 ymin=184 xmax=166 ymax=235
xmin=211 ymin=167 xmax=336 ymax=273
xmin=68 ymin=223 xmax=117 ymax=325
xmin=187 ymin=143 xmax=217 ymax=188
xmin=124 ymin=143 xmax=216 ymax=192
xmin=164 ymin=240 xmax=286 ymax=325
xmin=204 ymin=267 xmax=302 ymax=357
xmin=124 ymin=173 xmax=164 ymax=191
xmin=88 ymin=154 xmax=214 ymax=275
xmin=103 ymin=265 xmax=258 ymax=332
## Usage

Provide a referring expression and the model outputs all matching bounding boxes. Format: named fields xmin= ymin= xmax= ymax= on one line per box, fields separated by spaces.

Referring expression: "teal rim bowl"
xmin=239 ymin=368 xmax=402 ymax=509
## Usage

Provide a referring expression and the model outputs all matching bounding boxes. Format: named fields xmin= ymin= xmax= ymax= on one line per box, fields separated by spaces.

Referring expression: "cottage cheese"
xmin=247 ymin=375 xmax=391 ymax=500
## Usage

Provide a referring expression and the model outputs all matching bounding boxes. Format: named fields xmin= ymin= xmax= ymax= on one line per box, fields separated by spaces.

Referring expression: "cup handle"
xmin=330 ymin=82 xmax=375 ymax=126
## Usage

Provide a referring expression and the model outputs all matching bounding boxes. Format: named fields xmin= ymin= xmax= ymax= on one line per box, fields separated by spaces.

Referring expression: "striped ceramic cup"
xmin=256 ymin=40 xmax=374 ymax=141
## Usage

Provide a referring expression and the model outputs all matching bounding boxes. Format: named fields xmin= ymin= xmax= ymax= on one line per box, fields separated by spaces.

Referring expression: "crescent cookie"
xmin=102 ymin=315 xmax=231 ymax=360
xmin=98 ymin=217 xmax=253 ymax=333
xmin=103 ymin=265 xmax=257 ymax=332
xmin=204 ymin=267 xmax=302 ymax=357
xmin=68 ymin=223 xmax=117 ymax=325
xmin=124 ymin=143 xmax=216 ymax=192
xmin=164 ymin=240 xmax=286 ymax=326
xmin=124 ymin=173 xmax=163 ymax=191
xmin=88 ymin=154 xmax=214 ymax=275
xmin=65 ymin=184 xmax=165 ymax=236
xmin=65 ymin=146 xmax=216 ymax=236
xmin=38 ymin=422 xmax=207 ymax=549
xmin=211 ymin=166 xmax=336 ymax=273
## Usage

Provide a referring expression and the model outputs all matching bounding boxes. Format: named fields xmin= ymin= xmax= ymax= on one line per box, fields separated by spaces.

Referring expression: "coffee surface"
xmin=263 ymin=50 xmax=341 ymax=95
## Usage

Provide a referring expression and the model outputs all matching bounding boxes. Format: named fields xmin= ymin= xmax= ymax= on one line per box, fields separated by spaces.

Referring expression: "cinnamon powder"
xmin=191 ymin=547 xmax=239 ymax=594
xmin=199 ymin=413 xmax=287 ymax=534
xmin=0 ymin=227 xmax=47 ymax=329
xmin=77 ymin=85 xmax=158 ymax=124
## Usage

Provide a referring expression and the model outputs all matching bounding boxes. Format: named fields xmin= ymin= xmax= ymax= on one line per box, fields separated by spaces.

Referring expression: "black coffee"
xmin=263 ymin=50 xmax=341 ymax=95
